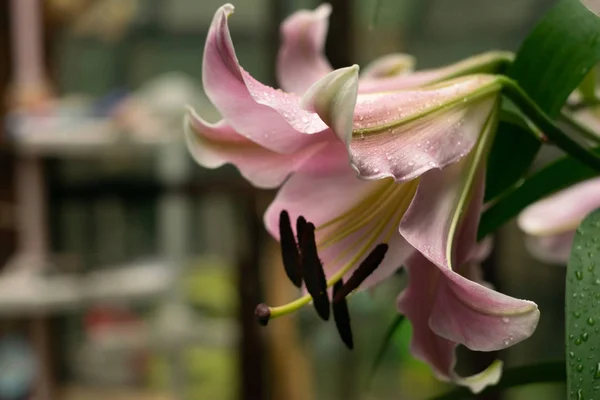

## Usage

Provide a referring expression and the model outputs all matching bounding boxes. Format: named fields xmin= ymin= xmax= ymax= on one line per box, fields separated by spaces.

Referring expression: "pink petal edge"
xmin=277 ymin=4 xmax=333 ymax=94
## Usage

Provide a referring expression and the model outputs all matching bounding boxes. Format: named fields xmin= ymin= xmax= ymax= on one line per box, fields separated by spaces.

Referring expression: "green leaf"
xmin=579 ymin=67 xmax=598 ymax=104
xmin=566 ymin=208 xmax=600 ymax=400
xmin=479 ymin=148 xmax=600 ymax=239
xmin=485 ymin=114 xmax=542 ymax=202
xmin=367 ymin=314 xmax=405 ymax=384
xmin=485 ymin=0 xmax=600 ymax=202
xmin=427 ymin=361 xmax=565 ymax=400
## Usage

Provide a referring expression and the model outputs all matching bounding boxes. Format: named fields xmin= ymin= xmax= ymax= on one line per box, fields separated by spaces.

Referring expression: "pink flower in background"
xmin=518 ymin=177 xmax=600 ymax=264
xmin=185 ymin=3 xmax=540 ymax=392
xmin=518 ymin=105 xmax=600 ymax=264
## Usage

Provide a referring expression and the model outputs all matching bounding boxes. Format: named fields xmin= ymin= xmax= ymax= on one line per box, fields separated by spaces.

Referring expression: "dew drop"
xmin=502 ymin=317 xmax=510 ymax=324
xmin=583 ymin=332 xmax=590 ymax=342
xmin=578 ymin=364 xmax=585 ymax=372
xmin=588 ymin=318 xmax=596 ymax=326
xmin=576 ymin=338 xmax=583 ymax=345
xmin=571 ymin=351 xmax=576 ymax=358
xmin=577 ymin=270 xmax=584 ymax=280
xmin=575 ymin=311 xmax=582 ymax=319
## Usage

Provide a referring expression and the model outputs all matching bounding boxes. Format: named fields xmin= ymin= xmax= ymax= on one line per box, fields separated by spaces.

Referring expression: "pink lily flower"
xmin=518 ymin=106 xmax=600 ymax=264
xmin=185 ymin=3 xmax=512 ymax=188
xmin=518 ymin=177 xmax=600 ymax=263
xmin=185 ymin=4 xmax=539 ymax=392
xmin=303 ymin=75 xmax=539 ymax=390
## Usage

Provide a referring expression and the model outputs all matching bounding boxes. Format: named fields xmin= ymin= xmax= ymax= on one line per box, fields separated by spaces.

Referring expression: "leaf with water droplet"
xmin=567 ymin=207 xmax=600 ymax=399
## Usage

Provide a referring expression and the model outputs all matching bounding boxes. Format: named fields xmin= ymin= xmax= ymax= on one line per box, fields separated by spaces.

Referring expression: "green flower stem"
xmin=559 ymin=111 xmax=600 ymax=146
xmin=500 ymin=77 xmax=600 ymax=172
xmin=436 ymin=52 xmax=514 ymax=83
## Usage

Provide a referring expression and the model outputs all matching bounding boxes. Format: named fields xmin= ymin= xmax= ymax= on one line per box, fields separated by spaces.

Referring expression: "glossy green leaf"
xmin=427 ymin=361 xmax=565 ymax=400
xmin=566 ymin=208 xmax=600 ymax=400
xmin=485 ymin=122 xmax=540 ymax=201
xmin=479 ymin=148 xmax=600 ymax=239
xmin=485 ymin=0 xmax=600 ymax=202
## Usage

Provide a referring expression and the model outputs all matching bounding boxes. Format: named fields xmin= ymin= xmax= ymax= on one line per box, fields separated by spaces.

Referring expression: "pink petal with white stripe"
xmin=348 ymin=76 xmax=500 ymax=182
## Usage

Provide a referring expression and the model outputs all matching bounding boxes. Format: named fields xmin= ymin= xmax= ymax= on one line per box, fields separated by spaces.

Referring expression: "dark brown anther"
xmin=333 ymin=279 xmax=354 ymax=350
xmin=333 ymin=243 xmax=389 ymax=303
xmin=300 ymin=222 xmax=330 ymax=321
xmin=254 ymin=303 xmax=271 ymax=326
xmin=296 ymin=216 xmax=307 ymax=245
xmin=279 ymin=210 xmax=302 ymax=288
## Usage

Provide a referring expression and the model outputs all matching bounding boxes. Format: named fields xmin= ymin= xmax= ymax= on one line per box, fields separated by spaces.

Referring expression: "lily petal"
xmin=429 ymin=257 xmax=540 ymax=352
xmin=277 ymin=4 xmax=333 ymax=94
xmin=397 ymin=253 xmax=508 ymax=393
xmin=358 ymin=51 xmax=513 ymax=94
xmin=185 ymin=107 xmax=332 ymax=188
xmin=203 ymin=4 xmax=331 ymax=154
xmin=264 ymin=170 xmax=415 ymax=289
xmin=348 ymin=76 xmax=500 ymax=182
xmin=399 ymin=99 xmax=499 ymax=269
xmin=518 ymin=177 xmax=600 ymax=236
xmin=360 ymin=53 xmax=416 ymax=79
xmin=524 ymin=231 xmax=575 ymax=265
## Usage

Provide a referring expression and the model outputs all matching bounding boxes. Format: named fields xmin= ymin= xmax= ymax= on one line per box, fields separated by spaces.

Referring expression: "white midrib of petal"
xmin=353 ymin=76 xmax=502 ymax=138
xmin=444 ymin=99 xmax=501 ymax=271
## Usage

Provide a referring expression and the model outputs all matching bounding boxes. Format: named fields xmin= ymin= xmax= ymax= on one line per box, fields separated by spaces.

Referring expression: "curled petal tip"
xmin=317 ymin=3 xmax=332 ymax=13
xmin=301 ymin=65 xmax=359 ymax=145
xmin=221 ymin=3 xmax=234 ymax=14
xmin=454 ymin=359 xmax=503 ymax=394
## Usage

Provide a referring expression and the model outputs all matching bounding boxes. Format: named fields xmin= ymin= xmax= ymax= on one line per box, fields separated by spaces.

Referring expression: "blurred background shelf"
xmin=0 ymin=0 xmax=563 ymax=400
xmin=0 ymin=257 xmax=173 ymax=316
